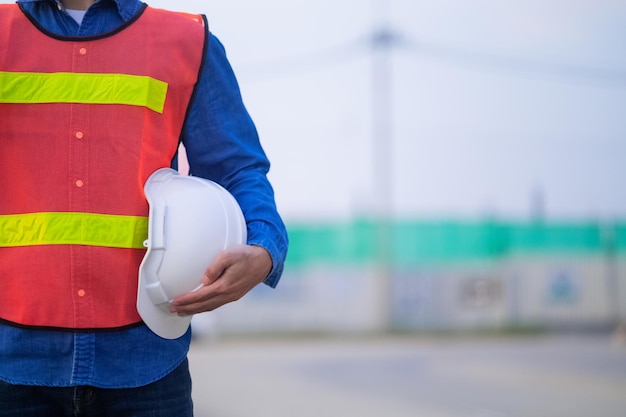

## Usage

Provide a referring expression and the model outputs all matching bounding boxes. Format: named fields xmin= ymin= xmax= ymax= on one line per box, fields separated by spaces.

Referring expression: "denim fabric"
xmin=0 ymin=0 xmax=288 ymax=389
xmin=0 ymin=359 xmax=193 ymax=417
xmin=0 ymin=325 xmax=191 ymax=388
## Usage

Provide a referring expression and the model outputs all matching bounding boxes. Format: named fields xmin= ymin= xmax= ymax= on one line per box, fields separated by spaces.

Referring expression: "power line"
xmin=238 ymin=28 xmax=626 ymax=87
xmin=236 ymin=38 xmax=370 ymax=80
xmin=397 ymin=35 xmax=626 ymax=86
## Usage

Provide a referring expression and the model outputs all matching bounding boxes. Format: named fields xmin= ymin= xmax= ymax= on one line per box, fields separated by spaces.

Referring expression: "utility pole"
xmin=370 ymin=0 xmax=397 ymax=331
xmin=371 ymin=1 xmax=394 ymax=221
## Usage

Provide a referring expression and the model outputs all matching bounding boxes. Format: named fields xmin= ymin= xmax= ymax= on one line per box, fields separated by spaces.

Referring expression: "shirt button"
xmin=75 ymin=131 xmax=84 ymax=139
xmin=75 ymin=179 xmax=84 ymax=187
xmin=79 ymin=47 xmax=87 ymax=55
xmin=78 ymin=289 xmax=86 ymax=297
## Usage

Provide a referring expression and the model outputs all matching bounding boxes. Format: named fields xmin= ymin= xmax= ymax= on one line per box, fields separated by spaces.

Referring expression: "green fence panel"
xmin=285 ymin=218 xmax=626 ymax=268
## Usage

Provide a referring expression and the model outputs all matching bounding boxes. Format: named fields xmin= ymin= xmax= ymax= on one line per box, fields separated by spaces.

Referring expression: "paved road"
xmin=188 ymin=333 xmax=626 ymax=417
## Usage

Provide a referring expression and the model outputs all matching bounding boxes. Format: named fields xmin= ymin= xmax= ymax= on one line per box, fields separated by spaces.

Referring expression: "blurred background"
xmin=151 ymin=0 xmax=626 ymax=338
xmin=8 ymin=0 xmax=626 ymax=415
xmin=160 ymin=1 xmax=625 ymax=415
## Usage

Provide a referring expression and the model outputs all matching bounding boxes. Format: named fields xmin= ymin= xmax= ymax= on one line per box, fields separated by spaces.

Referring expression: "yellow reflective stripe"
xmin=0 ymin=212 xmax=148 ymax=249
xmin=0 ymin=71 xmax=168 ymax=113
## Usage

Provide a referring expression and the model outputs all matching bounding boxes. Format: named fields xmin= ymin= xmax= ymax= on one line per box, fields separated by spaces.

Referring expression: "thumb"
xmin=201 ymin=254 xmax=228 ymax=286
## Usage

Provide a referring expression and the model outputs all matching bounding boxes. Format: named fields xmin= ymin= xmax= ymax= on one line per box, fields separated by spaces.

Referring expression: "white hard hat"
xmin=137 ymin=168 xmax=247 ymax=339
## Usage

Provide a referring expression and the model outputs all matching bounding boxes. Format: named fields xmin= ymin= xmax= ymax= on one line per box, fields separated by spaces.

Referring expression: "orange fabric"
xmin=0 ymin=6 xmax=206 ymax=330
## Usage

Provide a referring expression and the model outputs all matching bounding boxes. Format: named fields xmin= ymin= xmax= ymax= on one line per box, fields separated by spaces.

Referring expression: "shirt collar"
xmin=17 ymin=0 xmax=142 ymax=22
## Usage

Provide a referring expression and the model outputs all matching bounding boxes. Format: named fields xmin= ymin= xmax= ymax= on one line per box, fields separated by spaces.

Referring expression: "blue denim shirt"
xmin=0 ymin=0 xmax=288 ymax=388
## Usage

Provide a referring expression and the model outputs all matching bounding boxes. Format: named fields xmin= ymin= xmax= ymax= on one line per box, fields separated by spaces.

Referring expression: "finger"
xmin=200 ymin=249 xmax=237 ymax=285
xmin=170 ymin=284 xmax=215 ymax=312
xmin=171 ymin=253 xmax=233 ymax=310
xmin=170 ymin=278 xmax=235 ymax=315
xmin=170 ymin=293 xmax=231 ymax=316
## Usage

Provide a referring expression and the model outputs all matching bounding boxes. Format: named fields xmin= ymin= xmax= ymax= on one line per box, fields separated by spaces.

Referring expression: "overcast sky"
xmin=6 ymin=0 xmax=626 ymax=222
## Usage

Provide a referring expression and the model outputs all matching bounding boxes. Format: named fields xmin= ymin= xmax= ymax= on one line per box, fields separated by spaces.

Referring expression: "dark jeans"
xmin=0 ymin=359 xmax=193 ymax=417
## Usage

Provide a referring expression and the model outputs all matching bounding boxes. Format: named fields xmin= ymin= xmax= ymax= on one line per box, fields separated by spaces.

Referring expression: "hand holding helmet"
xmin=169 ymin=243 xmax=272 ymax=315
xmin=137 ymin=168 xmax=255 ymax=339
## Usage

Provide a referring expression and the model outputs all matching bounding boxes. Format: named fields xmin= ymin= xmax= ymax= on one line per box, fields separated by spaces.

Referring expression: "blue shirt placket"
xmin=70 ymin=334 xmax=96 ymax=385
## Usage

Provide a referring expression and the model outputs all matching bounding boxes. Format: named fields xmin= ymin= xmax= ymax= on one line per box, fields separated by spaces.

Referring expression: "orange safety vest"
xmin=0 ymin=5 xmax=206 ymax=331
